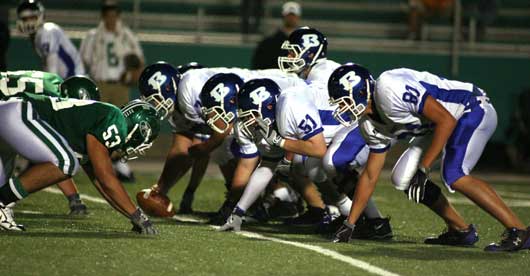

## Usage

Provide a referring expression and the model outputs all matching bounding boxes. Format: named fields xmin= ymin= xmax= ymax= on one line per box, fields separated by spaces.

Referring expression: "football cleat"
xmin=218 ymin=213 xmax=243 ymax=232
xmin=0 ymin=202 xmax=25 ymax=231
xmin=351 ymin=216 xmax=393 ymax=240
xmin=208 ymin=199 xmax=236 ymax=225
xmin=284 ymin=206 xmax=325 ymax=225
xmin=178 ymin=193 xmax=194 ymax=214
xmin=424 ymin=224 xmax=479 ymax=246
xmin=484 ymin=227 xmax=530 ymax=252
xmin=68 ymin=199 xmax=88 ymax=216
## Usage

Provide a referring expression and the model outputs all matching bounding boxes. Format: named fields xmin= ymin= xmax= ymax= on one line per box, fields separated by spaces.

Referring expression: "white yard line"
xmin=17 ymin=210 xmax=44 ymax=215
xmin=44 ymin=187 xmax=107 ymax=204
xmin=213 ymin=225 xmax=401 ymax=276
xmin=43 ymin=189 xmax=400 ymax=276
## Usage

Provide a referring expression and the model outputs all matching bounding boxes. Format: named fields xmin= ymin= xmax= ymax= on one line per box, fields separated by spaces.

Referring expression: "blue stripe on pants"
xmin=442 ymin=106 xmax=485 ymax=186
xmin=332 ymin=127 xmax=366 ymax=173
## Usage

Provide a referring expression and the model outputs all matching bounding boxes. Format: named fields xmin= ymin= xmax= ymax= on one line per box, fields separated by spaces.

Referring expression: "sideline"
xmin=43 ymin=187 xmax=401 ymax=276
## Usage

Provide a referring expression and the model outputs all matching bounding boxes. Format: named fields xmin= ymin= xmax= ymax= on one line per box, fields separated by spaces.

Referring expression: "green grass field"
xmin=1 ymin=171 xmax=529 ymax=276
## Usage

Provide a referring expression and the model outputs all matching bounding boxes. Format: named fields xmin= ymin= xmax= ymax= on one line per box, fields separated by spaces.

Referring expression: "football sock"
xmin=363 ymin=197 xmax=383 ymax=219
xmin=237 ymin=165 xmax=274 ymax=212
xmin=0 ymin=177 xmax=29 ymax=204
xmin=273 ymin=187 xmax=292 ymax=202
xmin=67 ymin=193 xmax=81 ymax=203
xmin=337 ymin=195 xmax=352 ymax=216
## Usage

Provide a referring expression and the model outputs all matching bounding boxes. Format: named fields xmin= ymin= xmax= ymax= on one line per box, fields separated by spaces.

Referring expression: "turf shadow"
xmin=341 ymin=246 xmax=514 ymax=260
xmin=15 ymin=213 xmax=90 ymax=220
xmin=0 ymin=230 xmax=153 ymax=240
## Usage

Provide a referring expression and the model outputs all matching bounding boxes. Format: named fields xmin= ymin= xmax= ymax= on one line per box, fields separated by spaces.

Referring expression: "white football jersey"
xmin=306 ymin=59 xmax=341 ymax=84
xmin=276 ymin=88 xmax=324 ymax=142
xmin=361 ymin=68 xmax=487 ymax=152
xmin=175 ymin=67 xmax=306 ymax=126
xmin=33 ymin=23 xmax=85 ymax=78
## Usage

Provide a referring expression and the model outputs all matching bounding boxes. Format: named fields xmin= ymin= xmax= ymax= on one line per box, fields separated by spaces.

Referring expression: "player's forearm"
xmin=282 ymin=139 xmax=326 ymax=158
xmin=97 ymin=174 xmax=137 ymax=216
xmin=83 ymin=164 xmax=130 ymax=217
xmin=346 ymin=172 xmax=377 ymax=225
xmin=92 ymin=178 xmax=131 ymax=217
xmin=421 ymin=120 xmax=456 ymax=169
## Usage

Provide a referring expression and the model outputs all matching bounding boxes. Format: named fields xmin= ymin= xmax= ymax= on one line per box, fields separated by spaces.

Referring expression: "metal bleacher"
xmin=7 ymin=0 xmax=530 ymax=58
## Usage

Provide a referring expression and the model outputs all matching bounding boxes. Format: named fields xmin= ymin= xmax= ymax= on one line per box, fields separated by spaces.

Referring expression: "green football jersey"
xmin=0 ymin=71 xmax=64 ymax=100
xmin=21 ymin=93 xmax=128 ymax=157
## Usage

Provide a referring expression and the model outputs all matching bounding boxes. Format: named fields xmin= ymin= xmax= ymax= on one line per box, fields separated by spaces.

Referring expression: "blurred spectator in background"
xmin=17 ymin=0 xmax=85 ymax=78
xmin=80 ymin=0 xmax=144 ymax=108
xmin=241 ymin=0 xmax=265 ymax=35
xmin=251 ymin=1 xmax=301 ymax=69
xmin=0 ymin=3 xmax=10 ymax=71
xmin=408 ymin=0 xmax=454 ymax=40
xmin=506 ymin=88 xmax=530 ymax=171
xmin=80 ymin=0 xmax=144 ymax=183
xmin=463 ymin=0 xmax=498 ymax=41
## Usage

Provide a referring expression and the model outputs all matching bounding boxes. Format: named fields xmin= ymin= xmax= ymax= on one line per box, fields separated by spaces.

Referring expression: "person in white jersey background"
xmin=17 ymin=0 xmax=85 ymax=78
xmin=80 ymin=1 xmax=144 ymax=183
xmin=328 ymin=63 xmax=530 ymax=252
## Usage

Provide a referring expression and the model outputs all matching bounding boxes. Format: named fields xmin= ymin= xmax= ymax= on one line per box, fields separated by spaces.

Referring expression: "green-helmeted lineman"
xmin=0 ymin=70 xmax=99 ymax=216
xmin=0 ymin=70 xmax=100 ymax=101
xmin=0 ymin=94 xmax=160 ymax=234
xmin=0 ymin=70 xmax=63 ymax=99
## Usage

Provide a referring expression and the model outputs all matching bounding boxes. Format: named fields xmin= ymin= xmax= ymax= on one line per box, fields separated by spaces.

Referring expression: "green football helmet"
xmin=120 ymin=100 xmax=160 ymax=160
xmin=60 ymin=75 xmax=100 ymax=101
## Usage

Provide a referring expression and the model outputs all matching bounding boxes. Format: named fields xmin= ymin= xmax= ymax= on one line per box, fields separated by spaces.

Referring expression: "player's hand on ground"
xmin=408 ymin=167 xmax=429 ymax=203
xmin=259 ymin=128 xmax=285 ymax=148
xmin=130 ymin=208 xmax=159 ymax=235
xmin=218 ymin=213 xmax=243 ymax=232
xmin=332 ymin=221 xmax=355 ymax=243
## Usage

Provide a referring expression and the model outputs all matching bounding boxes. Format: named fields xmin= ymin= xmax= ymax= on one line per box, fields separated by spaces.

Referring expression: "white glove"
xmin=259 ymin=128 xmax=285 ymax=148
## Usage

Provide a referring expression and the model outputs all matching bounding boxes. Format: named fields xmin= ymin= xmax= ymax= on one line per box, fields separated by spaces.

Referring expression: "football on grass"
xmin=136 ymin=189 xmax=176 ymax=217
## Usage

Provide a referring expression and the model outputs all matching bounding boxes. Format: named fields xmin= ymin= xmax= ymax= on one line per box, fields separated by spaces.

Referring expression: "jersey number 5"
xmin=102 ymin=124 xmax=122 ymax=148
xmin=0 ymin=72 xmax=44 ymax=95
xmin=298 ymin=114 xmax=317 ymax=134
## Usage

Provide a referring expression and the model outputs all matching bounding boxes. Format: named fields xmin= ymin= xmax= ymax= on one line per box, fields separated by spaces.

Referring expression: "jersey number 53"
xmin=102 ymin=124 xmax=122 ymax=148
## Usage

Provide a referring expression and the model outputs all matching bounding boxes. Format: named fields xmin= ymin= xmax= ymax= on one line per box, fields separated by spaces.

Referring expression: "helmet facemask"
xmin=237 ymin=109 xmax=272 ymax=139
xmin=278 ymin=41 xmax=324 ymax=74
xmin=201 ymin=106 xmax=235 ymax=134
xmin=17 ymin=9 xmax=44 ymax=35
xmin=121 ymin=121 xmax=153 ymax=161
xmin=141 ymin=93 xmax=174 ymax=120
xmin=330 ymin=79 xmax=372 ymax=127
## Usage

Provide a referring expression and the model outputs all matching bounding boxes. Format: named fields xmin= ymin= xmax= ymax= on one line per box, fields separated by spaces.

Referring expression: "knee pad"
xmin=403 ymin=180 xmax=441 ymax=207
